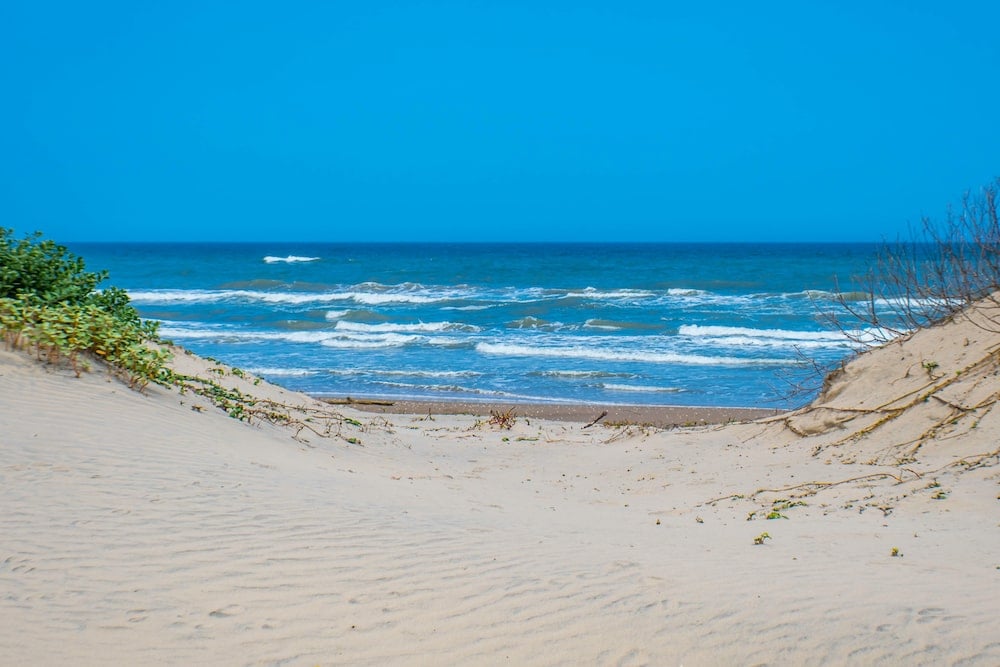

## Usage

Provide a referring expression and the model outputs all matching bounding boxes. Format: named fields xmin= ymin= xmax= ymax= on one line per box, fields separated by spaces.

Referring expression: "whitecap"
xmin=334 ymin=320 xmax=480 ymax=334
xmin=564 ymin=287 xmax=656 ymax=300
xmin=128 ymin=288 xmax=451 ymax=306
xmin=319 ymin=333 xmax=422 ymax=349
xmin=601 ymin=383 xmax=683 ymax=393
xmin=263 ymin=255 xmax=320 ymax=263
xmin=247 ymin=367 xmax=318 ymax=377
xmin=475 ymin=342 xmax=790 ymax=366
xmin=678 ymin=324 xmax=846 ymax=341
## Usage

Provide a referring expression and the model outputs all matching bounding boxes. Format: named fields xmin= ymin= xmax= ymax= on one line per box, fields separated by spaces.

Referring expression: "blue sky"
xmin=2 ymin=1 xmax=998 ymax=243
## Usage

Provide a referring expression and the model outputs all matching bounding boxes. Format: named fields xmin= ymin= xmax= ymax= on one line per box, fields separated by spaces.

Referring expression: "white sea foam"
xmin=376 ymin=369 xmax=483 ymax=378
xmin=320 ymin=333 xmax=421 ymax=349
xmin=325 ymin=368 xmax=482 ymax=378
xmin=324 ymin=310 xmax=351 ymax=320
xmin=583 ymin=319 xmax=621 ymax=331
xmin=564 ymin=287 xmax=656 ymax=300
xmin=678 ymin=325 xmax=846 ymax=341
xmin=797 ymin=289 xmax=837 ymax=299
xmin=380 ymin=382 xmax=588 ymax=403
xmin=247 ymin=367 xmax=318 ymax=377
xmin=872 ymin=296 xmax=959 ymax=310
xmin=334 ymin=320 xmax=480 ymax=334
xmin=476 ymin=342 xmax=789 ymax=366
xmin=507 ymin=316 xmax=564 ymax=330
xmin=373 ymin=380 xmax=481 ymax=394
xmin=157 ymin=324 xmax=425 ymax=350
xmin=691 ymin=335 xmax=843 ymax=350
xmin=128 ymin=288 xmax=454 ymax=306
xmin=533 ymin=370 xmax=638 ymax=379
xmin=129 ymin=289 xmax=332 ymax=305
xmin=262 ymin=255 xmax=320 ymax=263
xmin=601 ymin=383 xmax=683 ymax=393
xmin=349 ymin=292 xmax=444 ymax=305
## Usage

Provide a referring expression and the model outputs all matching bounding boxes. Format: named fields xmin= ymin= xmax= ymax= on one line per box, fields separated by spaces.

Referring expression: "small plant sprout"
xmin=488 ymin=407 xmax=517 ymax=430
xmin=890 ymin=547 xmax=902 ymax=557
xmin=922 ymin=360 xmax=939 ymax=377
xmin=753 ymin=532 xmax=771 ymax=545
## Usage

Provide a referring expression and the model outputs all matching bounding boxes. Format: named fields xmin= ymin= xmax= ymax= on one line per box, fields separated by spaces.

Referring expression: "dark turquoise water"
xmin=70 ymin=242 xmax=885 ymax=408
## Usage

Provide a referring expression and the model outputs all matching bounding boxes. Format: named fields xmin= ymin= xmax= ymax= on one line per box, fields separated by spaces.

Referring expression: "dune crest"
xmin=756 ymin=294 xmax=1000 ymax=492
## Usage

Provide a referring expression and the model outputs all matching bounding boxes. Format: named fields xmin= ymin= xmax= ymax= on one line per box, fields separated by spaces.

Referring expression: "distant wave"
xmin=374 ymin=369 xmax=483 ymax=379
xmin=327 ymin=369 xmax=483 ymax=378
xmin=584 ymin=318 xmax=660 ymax=331
xmin=348 ymin=292 xmax=445 ymax=305
xmin=872 ymin=296 xmax=958 ymax=310
xmin=583 ymin=319 xmax=621 ymax=331
xmin=319 ymin=333 xmax=422 ymax=349
xmin=128 ymin=283 xmax=856 ymax=310
xmin=158 ymin=324 xmax=426 ymax=349
xmin=247 ymin=367 xmax=318 ymax=377
xmin=601 ymin=383 xmax=683 ymax=393
xmin=441 ymin=304 xmax=493 ymax=311
xmin=263 ymin=255 xmax=320 ymax=263
xmin=564 ymin=287 xmax=656 ymax=300
xmin=530 ymin=370 xmax=638 ymax=379
xmin=363 ymin=382 xmax=583 ymax=404
xmin=506 ymin=316 xmax=563 ymax=330
xmin=128 ymin=288 xmax=453 ymax=306
xmin=334 ymin=320 xmax=480 ymax=334
xmin=677 ymin=324 xmax=868 ymax=350
xmin=476 ymin=342 xmax=790 ymax=366
xmin=678 ymin=324 xmax=845 ymax=341
xmin=372 ymin=380 xmax=489 ymax=395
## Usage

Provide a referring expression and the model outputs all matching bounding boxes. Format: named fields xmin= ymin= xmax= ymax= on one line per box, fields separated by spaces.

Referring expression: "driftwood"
xmin=583 ymin=410 xmax=608 ymax=429
xmin=322 ymin=397 xmax=396 ymax=407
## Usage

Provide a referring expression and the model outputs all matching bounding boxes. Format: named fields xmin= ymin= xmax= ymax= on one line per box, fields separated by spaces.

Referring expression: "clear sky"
xmin=2 ymin=1 xmax=998 ymax=243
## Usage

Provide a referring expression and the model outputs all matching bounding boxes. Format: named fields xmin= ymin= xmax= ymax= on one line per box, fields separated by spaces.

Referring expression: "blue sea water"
xmin=69 ymin=243 xmax=884 ymax=409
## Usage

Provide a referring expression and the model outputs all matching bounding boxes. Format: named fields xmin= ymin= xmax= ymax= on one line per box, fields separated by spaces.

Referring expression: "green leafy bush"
xmin=0 ymin=229 xmax=106 ymax=304
xmin=0 ymin=228 xmax=170 ymax=389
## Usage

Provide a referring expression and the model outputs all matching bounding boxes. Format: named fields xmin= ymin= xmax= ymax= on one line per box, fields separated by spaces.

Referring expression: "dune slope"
xmin=1 ymin=301 xmax=999 ymax=665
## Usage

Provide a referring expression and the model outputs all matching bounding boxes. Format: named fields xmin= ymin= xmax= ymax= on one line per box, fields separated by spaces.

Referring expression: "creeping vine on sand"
xmin=174 ymin=371 xmax=367 ymax=445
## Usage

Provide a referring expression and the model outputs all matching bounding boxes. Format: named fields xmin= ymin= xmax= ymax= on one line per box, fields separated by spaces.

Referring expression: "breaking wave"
xmin=263 ymin=255 xmax=320 ymax=263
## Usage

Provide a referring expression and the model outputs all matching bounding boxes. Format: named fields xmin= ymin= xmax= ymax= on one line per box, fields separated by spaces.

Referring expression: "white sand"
xmin=1 ymin=301 xmax=999 ymax=665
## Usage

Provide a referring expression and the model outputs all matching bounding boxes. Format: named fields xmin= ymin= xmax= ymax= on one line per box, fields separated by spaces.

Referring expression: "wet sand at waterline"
xmin=326 ymin=396 xmax=781 ymax=427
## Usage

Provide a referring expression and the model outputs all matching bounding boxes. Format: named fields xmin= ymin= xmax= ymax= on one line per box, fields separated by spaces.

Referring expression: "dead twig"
xmin=583 ymin=410 xmax=608 ymax=429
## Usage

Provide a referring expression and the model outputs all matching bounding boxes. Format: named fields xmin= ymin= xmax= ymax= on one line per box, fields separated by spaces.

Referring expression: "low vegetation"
xmin=0 ymin=228 xmax=364 ymax=442
xmin=0 ymin=229 xmax=169 ymax=389
xmin=833 ymin=177 xmax=1000 ymax=342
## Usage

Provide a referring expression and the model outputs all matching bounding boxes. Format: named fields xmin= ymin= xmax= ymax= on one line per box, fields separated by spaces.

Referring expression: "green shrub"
xmin=0 ymin=229 xmax=105 ymax=305
xmin=0 ymin=229 xmax=170 ymax=389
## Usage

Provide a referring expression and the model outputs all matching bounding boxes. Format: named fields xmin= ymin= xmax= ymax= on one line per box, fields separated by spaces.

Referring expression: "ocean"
xmin=69 ymin=242 xmax=885 ymax=409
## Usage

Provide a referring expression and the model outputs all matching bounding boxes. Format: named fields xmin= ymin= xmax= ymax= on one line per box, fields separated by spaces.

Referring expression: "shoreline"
xmin=321 ymin=396 xmax=783 ymax=426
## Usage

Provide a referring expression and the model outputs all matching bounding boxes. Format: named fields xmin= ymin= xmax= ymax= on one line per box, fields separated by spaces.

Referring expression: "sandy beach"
xmin=2 ymin=300 xmax=999 ymax=665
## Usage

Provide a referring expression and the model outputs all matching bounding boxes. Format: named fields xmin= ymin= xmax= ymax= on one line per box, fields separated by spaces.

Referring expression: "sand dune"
xmin=1 ymin=301 xmax=999 ymax=665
